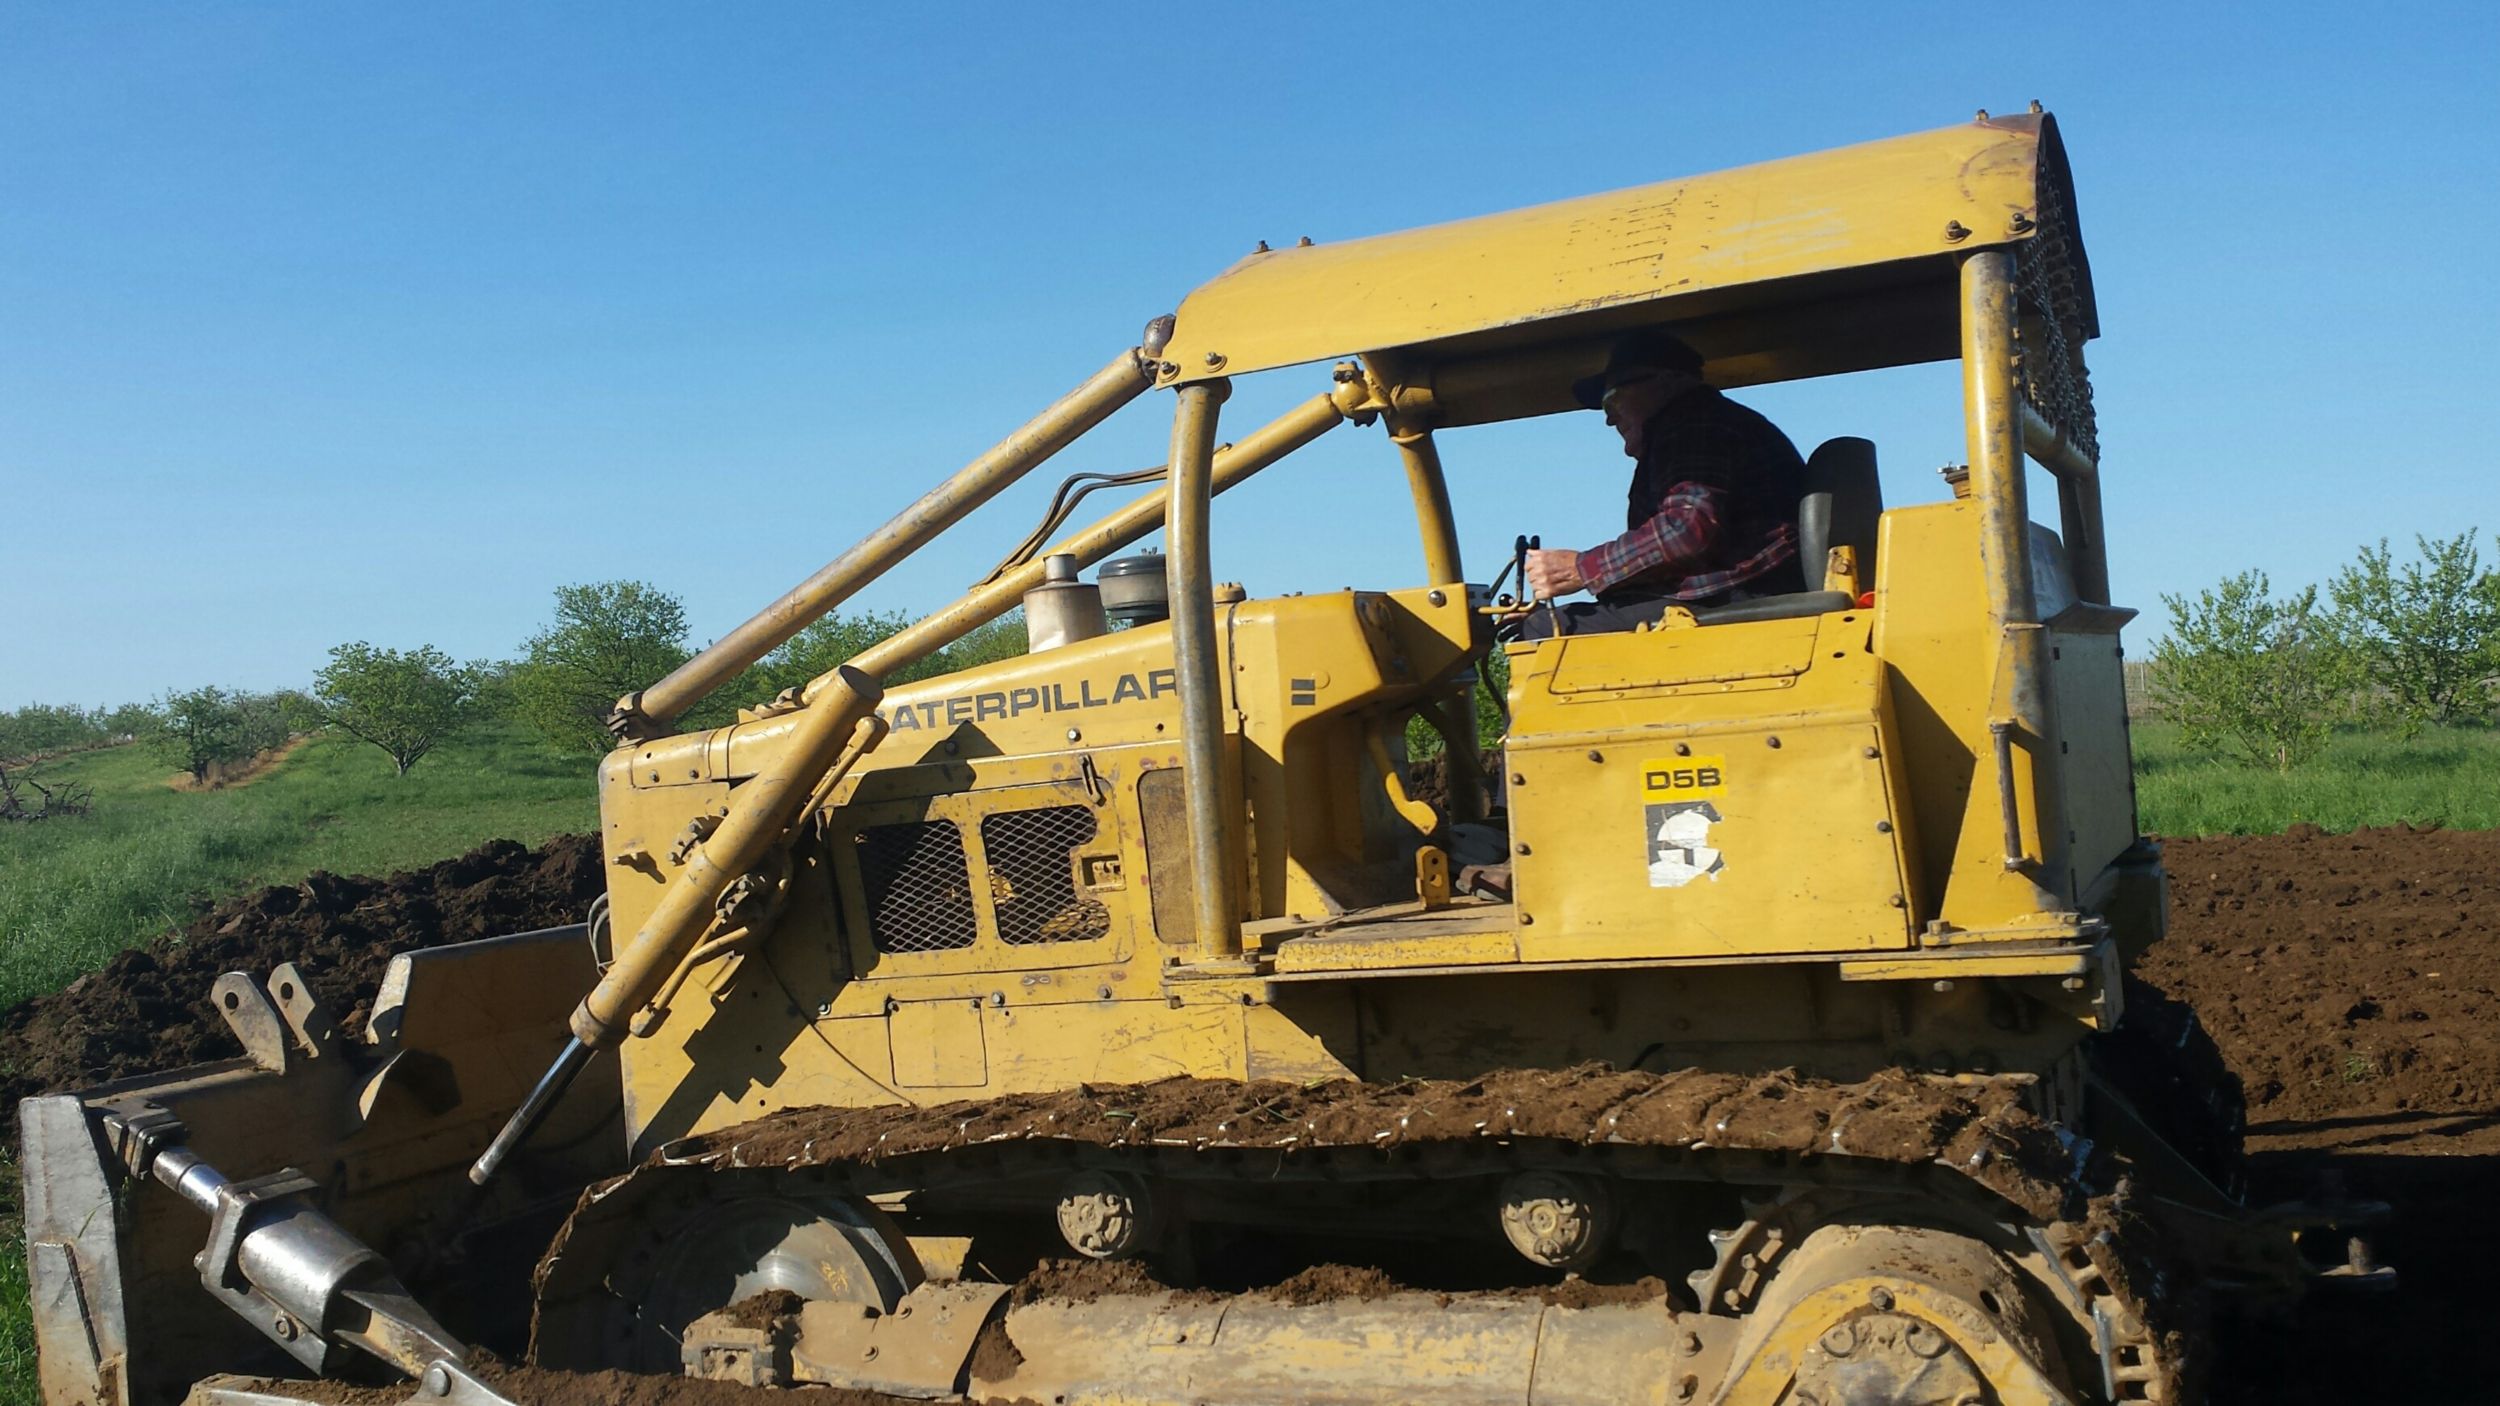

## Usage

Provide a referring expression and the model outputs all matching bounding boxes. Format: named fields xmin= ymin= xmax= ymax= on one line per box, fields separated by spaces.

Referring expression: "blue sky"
xmin=5 ymin=3 xmax=2495 ymax=707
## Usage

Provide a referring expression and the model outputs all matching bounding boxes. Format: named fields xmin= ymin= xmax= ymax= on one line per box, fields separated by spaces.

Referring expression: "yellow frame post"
xmin=1166 ymin=381 xmax=1239 ymax=963
xmin=1960 ymin=250 xmax=2062 ymax=910
xmin=1392 ymin=427 xmax=1483 ymax=822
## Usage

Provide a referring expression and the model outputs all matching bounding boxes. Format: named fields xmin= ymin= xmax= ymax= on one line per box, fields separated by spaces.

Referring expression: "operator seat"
xmin=1689 ymin=436 xmax=1882 ymax=625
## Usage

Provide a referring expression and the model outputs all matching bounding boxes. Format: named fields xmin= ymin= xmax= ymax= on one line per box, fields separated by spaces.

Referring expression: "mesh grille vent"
xmin=2017 ymin=167 xmax=2098 ymax=459
xmin=857 ymin=819 xmax=977 ymax=953
xmin=982 ymin=805 xmax=1111 ymax=946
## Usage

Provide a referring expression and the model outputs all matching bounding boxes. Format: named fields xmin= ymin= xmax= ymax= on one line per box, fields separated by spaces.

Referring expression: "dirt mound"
xmin=2143 ymin=823 xmax=2500 ymax=1126
xmin=1007 ymin=1256 xmax=1175 ymax=1306
xmin=1259 ymin=1262 xmax=1402 ymax=1306
xmin=0 ymin=834 xmax=604 ymax=1122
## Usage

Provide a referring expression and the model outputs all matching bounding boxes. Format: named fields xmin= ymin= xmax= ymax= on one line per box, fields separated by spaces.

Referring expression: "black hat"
xmin=1571 ymin=329 xmax=1705 ymax=410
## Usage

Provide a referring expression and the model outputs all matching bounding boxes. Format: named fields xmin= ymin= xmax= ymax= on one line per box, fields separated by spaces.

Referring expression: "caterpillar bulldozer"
xmin=21 ymin=109 xmax=2387 ymax=1406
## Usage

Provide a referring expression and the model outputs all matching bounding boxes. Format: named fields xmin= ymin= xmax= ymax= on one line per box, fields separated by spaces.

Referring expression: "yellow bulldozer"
xmin=21 ymin=108 xmax=2385 ymax=1406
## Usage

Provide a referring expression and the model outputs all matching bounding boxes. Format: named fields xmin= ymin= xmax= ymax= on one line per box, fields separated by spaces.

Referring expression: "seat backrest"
xmin=1798 ymin=437 xmax=1882 ymax=581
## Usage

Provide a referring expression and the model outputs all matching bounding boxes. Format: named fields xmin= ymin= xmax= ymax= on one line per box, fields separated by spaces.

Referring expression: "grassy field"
xmin=1 ymin=718 xmax=2493 ymax=1399
xmin=0 ymin=722 xmax=595 ymax=1402
xmin=2133 ymin=721 xmax=2500 ymax=836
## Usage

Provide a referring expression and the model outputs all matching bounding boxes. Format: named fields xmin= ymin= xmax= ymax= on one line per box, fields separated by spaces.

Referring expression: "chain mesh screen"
xmin=856 ymin=819 xmax=977 ymax=954
xmin=982 ymin=805 xmax=1111 ymax=946
xmin=2016 ymin=165 xmax=2099 ymax=461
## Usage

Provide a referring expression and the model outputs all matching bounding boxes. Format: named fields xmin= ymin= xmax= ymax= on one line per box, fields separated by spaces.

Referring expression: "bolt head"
xmin=423 ymin=1365 xmax=453 ymax=1397
xmin=1427 ymin=588 xmax=1447 ymax=606
xmin=1870 ymin=1286 xmax=1896 ymax=1310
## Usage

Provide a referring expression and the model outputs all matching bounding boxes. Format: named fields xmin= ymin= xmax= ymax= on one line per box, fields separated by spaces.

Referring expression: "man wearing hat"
xmin=1521 ymin=330 xmax=1806 ymax=637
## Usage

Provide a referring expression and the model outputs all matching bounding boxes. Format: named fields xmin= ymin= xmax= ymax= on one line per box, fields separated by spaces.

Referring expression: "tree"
xmin=153 ymin=686 xmax=252 ymax=783
xmin=311 ymin=642 xmax=478 ymax=775
xmin=509 ymin=581 xmax=696 ymax=755
xmin=936 ymin=611 xmax=1028 ymax=673
xmin=99 ymin=701 xmax=159 ymax=741
xmin=2152 ymin=571 xmax=2350 ymax=772
xmin=0 ymin=703 xmax=105 ymax=761
xmin=745 ymin=608 xmax=922 ymax=703
xmin=2325 ymin=530 xmax=2500 ymax=730
xmin=740 ymin=608 xmax=1028 ymax=709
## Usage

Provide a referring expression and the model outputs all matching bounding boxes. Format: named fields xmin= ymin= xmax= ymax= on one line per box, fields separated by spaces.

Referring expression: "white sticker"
xmin=1647 ymin=801 xmax=1724 ymax=888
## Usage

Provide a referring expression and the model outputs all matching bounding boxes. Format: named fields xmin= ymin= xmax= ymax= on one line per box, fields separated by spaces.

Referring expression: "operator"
xmin=1520 ymin=330 xmax=1806 ymax=637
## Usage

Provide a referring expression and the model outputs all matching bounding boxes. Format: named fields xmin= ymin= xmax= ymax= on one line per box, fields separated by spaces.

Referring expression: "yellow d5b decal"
xmin=1641 ymin=756 xmax=1727 ymax=800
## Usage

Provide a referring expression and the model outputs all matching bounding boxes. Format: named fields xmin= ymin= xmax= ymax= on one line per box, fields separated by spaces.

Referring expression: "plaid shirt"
xmin=1576 ymin=386 xmax=1805 ymax=601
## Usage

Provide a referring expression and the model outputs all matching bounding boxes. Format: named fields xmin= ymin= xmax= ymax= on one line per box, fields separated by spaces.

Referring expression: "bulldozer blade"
xmin=975 ymin=1291 xmax=1723 ymax=1406
xmin=20 ymin=1094 xmax=132 ymax=1406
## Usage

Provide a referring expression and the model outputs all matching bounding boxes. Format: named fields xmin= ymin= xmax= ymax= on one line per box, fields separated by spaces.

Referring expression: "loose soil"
xmin=2137 ymin=823 xmax=2500 ymax=1405
xmin=0 ymin=833 xmax=604 ymax=1143
xmin=2140 ymin=822 xmax=2500 ymax=1126
xmin=19 ymin=822 xmax=2500 ymax=1401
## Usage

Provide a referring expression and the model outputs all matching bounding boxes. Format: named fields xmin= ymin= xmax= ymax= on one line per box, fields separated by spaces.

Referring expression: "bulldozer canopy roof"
xmin=1158 ymin=112 xmax=2094 ymax=422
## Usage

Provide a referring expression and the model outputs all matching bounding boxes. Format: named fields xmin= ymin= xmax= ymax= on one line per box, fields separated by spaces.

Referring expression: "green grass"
xmin=0 ymin=721 xmax=597 ymax=1015
xmin=0 ymin=1153 xmax=23 ymax=1402
xmin=1 ymin=721 xmax=595 ymax=1406
xmin=2132 ymin=721 xmax=2500 ymax=836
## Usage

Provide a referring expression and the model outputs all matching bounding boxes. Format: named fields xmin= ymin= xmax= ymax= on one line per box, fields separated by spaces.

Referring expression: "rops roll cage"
xmin=601 ymin=242 xmax=2104 ymax=966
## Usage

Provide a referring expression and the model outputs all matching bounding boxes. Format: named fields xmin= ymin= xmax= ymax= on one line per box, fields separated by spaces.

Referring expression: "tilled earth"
xmin=6 ymin=823 xmax=2493 ymax=1401
xmin=2136 ymin=823 xmax=2500 ymax=1405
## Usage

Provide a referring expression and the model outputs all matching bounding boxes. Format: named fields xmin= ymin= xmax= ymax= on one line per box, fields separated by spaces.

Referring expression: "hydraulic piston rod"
xmin=470 ymin=667 xmax=884 ymax=1191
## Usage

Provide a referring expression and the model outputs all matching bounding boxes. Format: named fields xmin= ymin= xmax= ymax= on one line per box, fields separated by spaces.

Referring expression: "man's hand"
xmin=1524 ymin=548 xmax=1587 ymax=601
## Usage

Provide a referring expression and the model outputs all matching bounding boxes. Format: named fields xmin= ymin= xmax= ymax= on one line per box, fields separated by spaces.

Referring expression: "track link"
xmin=538 ymin=1065 xmax=2198 ymax=1402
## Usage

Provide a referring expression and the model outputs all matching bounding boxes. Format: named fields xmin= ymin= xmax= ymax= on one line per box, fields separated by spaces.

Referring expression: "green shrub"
xmin=2326 ymin=530 xmax=2500 ymax=730
xmin=2151 ymin=571 xmax=2351 ymax=772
